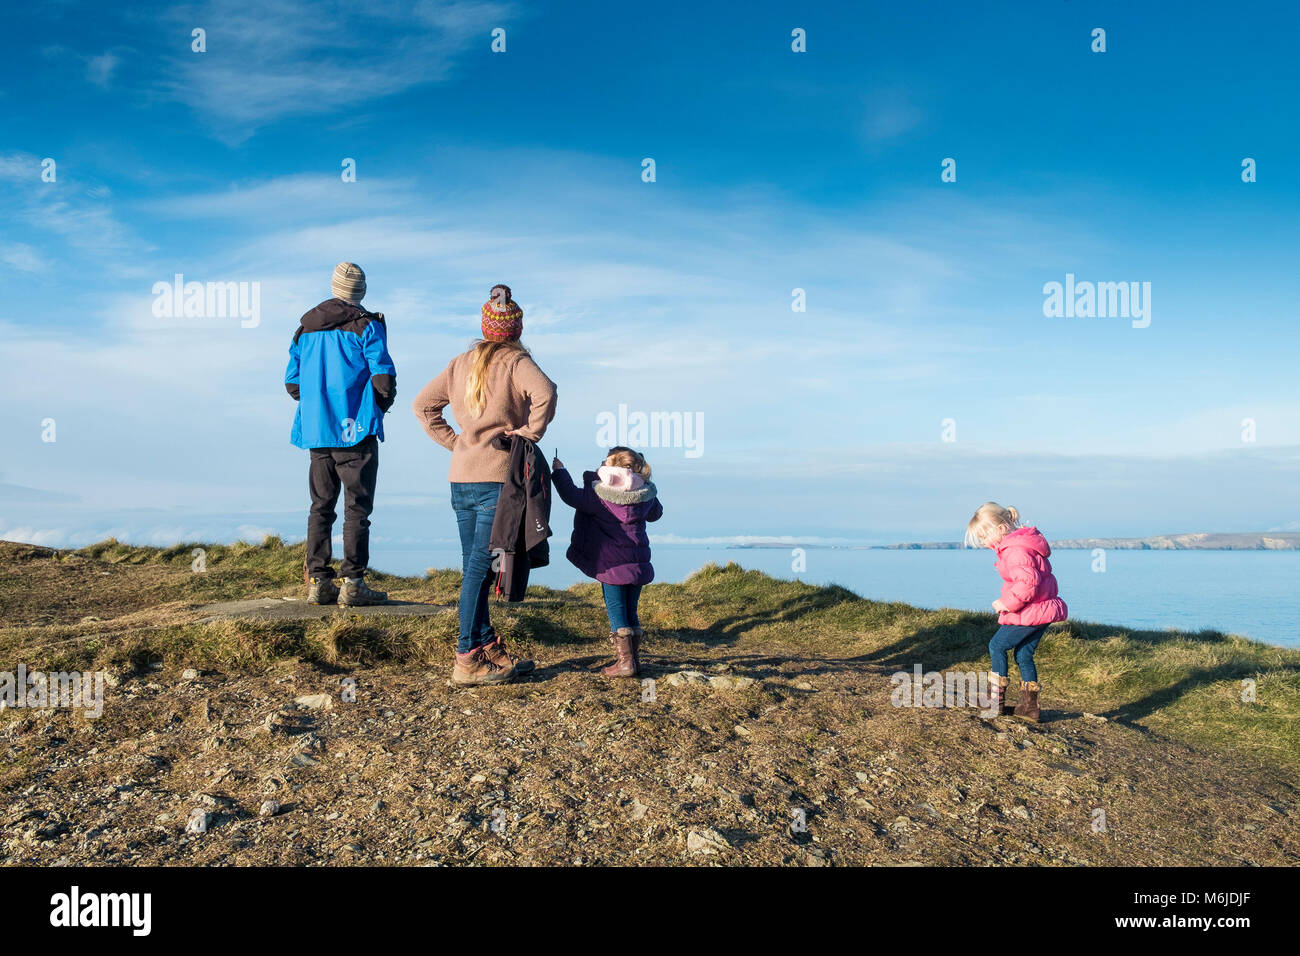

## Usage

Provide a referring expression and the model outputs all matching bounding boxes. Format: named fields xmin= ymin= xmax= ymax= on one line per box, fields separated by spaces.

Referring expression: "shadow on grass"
xmin=653 ymin=610 xmax=1298 ymax=730
xmin=506 ymin=613 xmax=598 ymax=648
xmin=663 ymin=586 xmax=866 ymax=648
xmin=1104 ymin=660 xmax=1300 ymax=724
xmin=855 ymin=612 xmax=994 ymax=672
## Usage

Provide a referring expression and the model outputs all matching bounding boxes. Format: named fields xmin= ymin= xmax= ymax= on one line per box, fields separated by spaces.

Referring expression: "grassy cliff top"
xmin=1 ymin=537 xmax=1297 ymax=866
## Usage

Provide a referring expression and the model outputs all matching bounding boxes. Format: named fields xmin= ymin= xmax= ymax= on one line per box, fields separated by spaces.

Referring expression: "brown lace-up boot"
xmin=452 ymin=645 xmax=516 ymax=686
xmin=1014 ymin=680 xmax=1041 ymax=722
xmin=483 ymin=635 xmax=534 ymax=674
xmin=602 ymin=628 xmax=638 ymax=678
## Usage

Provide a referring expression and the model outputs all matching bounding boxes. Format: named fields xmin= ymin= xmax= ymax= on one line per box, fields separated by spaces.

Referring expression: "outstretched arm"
xmin=551 ymin=466 xmax=582 ymax=509
xmin=552 ymin=468 xmax=601 ymax=515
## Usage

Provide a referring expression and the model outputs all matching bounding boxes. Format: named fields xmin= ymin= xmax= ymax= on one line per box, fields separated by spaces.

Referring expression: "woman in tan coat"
xmin=412 ymin=285 xmax=557 ymax=685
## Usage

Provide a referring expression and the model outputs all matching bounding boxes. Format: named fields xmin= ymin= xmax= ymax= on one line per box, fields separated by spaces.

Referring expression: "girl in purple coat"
xmin=551 ymin=446 xmax=663 ymax=678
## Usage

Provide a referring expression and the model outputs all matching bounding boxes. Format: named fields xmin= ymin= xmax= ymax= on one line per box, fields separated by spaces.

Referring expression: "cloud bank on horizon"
xmin=2 ymin=0 xmax=1298 ymax=551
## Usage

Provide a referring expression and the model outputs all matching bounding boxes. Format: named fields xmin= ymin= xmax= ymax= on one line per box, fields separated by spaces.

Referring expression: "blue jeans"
xmin=450 ymin=481 xmax=503 ymax=654
xmin=989 ymin=623 xmax=1048 ymax=682
xmin=602 ymin=583 xmax=642 ymax=632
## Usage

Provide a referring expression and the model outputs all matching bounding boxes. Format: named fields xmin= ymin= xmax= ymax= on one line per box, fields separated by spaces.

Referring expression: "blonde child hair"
xmin=604 ymin=446 xmax=651 ymax=479
xmin=965 ymin=502 xmax=1020 ymax=548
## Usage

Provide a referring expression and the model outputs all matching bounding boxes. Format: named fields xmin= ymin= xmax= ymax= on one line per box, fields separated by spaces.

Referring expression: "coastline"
xmin=724 ymin=532 xmax=1300 ymax=552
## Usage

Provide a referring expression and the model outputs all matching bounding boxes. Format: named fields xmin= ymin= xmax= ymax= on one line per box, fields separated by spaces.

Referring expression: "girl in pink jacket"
xmin=965 ymin=502 xmax=1068 ymax=721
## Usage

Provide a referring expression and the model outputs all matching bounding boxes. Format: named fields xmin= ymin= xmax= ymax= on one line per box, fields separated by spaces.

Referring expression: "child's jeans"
xmin=602 ymin=583 xmax=642 ymax=632
xmin=989 ymin=623 xmax=1048 ymax=682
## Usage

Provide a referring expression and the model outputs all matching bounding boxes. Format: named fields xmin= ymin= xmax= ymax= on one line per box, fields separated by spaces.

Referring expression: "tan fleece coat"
xmin=412 ymin=346 xmax=558 ymax=483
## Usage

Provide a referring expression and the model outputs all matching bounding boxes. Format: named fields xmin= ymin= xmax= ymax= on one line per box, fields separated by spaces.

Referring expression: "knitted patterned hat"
xmin=332 ymin=262 xmax=366 ymax=302
xmin=481 ymin=284 xmax=523 ymax=341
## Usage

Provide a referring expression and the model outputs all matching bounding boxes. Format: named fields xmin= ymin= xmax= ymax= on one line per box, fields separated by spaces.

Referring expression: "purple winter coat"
xmin=552 ymin=467 xmax=663 ymax=586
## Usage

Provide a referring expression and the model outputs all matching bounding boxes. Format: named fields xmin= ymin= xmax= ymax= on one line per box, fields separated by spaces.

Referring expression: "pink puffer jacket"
xmin=993 ymin=527 xmax=1068 ymax=626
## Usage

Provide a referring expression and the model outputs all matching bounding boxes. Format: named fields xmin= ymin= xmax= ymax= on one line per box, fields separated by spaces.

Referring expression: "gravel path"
xmin=193 ymin=598 xmax=455 ymax=623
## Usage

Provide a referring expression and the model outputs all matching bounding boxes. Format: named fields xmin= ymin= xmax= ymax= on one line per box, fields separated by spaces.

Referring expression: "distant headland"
xmin=884 ymin=532 xmax=1300 ymax=551
xmin=723 ymin=533 xmax=1300 ymax=551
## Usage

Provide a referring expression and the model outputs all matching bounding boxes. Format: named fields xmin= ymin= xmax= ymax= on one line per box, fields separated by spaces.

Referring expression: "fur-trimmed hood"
xmin=594 ymin=479 xmax=658 ymax=505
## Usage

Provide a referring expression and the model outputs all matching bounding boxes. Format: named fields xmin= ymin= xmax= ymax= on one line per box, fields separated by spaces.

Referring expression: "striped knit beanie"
xmin=331 ymin=262 xmax=366 ymax=302
xmin=481 ymin=284 xmax=523 ymax=341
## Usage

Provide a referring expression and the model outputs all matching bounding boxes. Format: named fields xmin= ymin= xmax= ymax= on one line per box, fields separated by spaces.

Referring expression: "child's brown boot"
xmin=1014 ymin=680 xmax=1041 ymax=722
xmin=602 ymin=628 xmax=638 ymax=678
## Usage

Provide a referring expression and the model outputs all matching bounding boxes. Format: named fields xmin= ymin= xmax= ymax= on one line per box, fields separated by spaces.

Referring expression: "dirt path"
xmin=192 ymin=598 xmax=455 ymax=623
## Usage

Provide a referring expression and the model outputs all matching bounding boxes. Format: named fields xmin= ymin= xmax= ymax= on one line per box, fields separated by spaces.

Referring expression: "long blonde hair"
xmin=965 ymin=501 xmax=1020 ymax=548
xmin=464 ymin=339 xmax=529 ymax=418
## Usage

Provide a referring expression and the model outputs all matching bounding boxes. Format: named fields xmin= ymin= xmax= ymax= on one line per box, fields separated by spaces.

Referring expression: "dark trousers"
xmin=989 ymin=623 xmax=1048 ymax=682
xmin=307 ymin=436 xmax=378 ymax=580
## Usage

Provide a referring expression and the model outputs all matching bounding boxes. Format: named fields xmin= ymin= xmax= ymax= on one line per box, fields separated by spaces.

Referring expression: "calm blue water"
xmin=369 ymin=544 xmax=1300 ymax=648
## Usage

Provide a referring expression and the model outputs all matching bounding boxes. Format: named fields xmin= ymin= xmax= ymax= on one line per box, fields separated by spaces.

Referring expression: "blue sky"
xmin=2 ymin=0 xmax=1298 ymax=552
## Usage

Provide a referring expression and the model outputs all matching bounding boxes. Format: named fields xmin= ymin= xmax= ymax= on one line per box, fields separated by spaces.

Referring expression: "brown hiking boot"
xmin=1014 ymin=680 xmax=1041 ymax=722
xmin=483 ymin=635 xmax=534 ymax=674
xmin=602 ymin=628 xmax=638 ymax=678
xmin=339 ymin=577 xmax=387 ymax=606
xmin=452 ymin=646 xmax=516 ymax=686
xmin=307 ymin=576 xmax=338 ymax=605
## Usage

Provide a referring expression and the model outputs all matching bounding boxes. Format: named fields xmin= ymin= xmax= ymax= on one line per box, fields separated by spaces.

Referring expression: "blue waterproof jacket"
xmin=285 ymin=298 xmax=397 ymax=449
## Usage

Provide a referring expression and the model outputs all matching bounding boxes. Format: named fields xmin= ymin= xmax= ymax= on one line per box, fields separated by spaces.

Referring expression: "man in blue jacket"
xmin=285 ymin=262 xmax=395 ymax=605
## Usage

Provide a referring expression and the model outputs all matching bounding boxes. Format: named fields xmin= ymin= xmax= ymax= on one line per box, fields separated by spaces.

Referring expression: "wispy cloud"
xmin=40 ymin=44 xmax=129 ymax=91
xmin=0 ymin=151 xmax=145 ymax=269
xmin=144 ymin=173 xmax=414 ymax=220
xmin=85 ymin=51 xmax=120 ymax=87
xmin=0 ymin=153 xmax=40 ymax=180
xmin=862 ymin=86 xmax=926 ymax=144
xmin=153 ymin=0 xmax=515 ymax=137
xmin=1 ymin=243 xmax=46 ymax=273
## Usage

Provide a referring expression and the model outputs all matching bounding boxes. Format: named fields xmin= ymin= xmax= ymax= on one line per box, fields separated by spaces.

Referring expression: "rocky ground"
xmin=6 ymin=654 xmax=1298 ymax=866
xmin=2 ymin=539 xmax=1298 ymax=866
